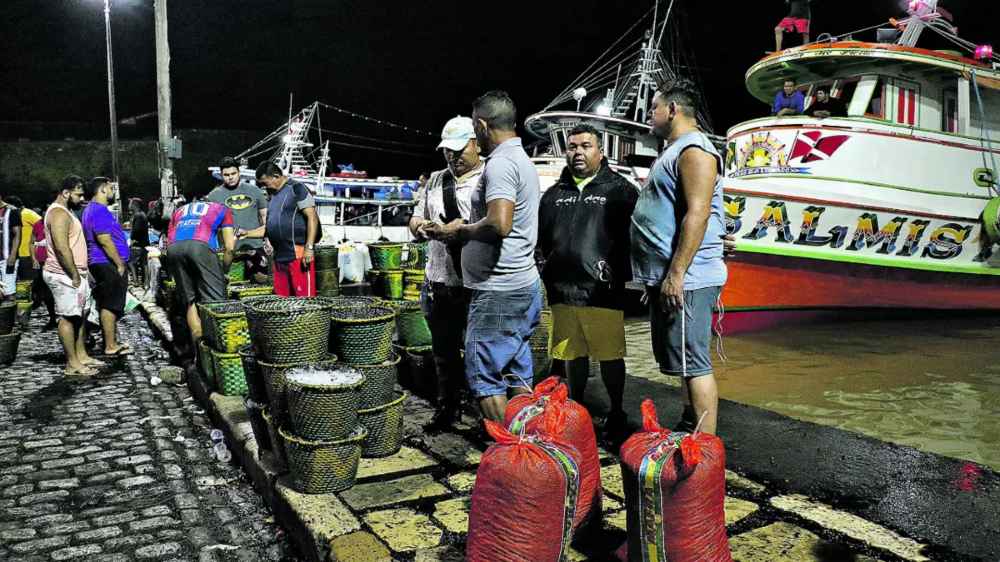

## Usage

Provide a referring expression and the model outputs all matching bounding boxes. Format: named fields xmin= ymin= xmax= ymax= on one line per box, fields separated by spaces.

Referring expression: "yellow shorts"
xmin=549 ymin=304 xmax=626 ymax=362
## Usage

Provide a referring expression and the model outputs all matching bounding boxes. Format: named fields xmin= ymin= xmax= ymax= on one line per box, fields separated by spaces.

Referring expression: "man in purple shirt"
xmin=82 ymin=177 xmax=132 ymax=356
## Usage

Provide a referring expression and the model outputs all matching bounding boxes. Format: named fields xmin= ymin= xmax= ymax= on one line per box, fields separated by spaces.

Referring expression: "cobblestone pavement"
xmin=0 ymin=312 xmax=300 ymax=561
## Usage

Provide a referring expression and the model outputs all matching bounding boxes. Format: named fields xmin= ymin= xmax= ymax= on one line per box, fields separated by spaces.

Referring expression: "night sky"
xmin=2 ymin=0 xmax=997 ymax=176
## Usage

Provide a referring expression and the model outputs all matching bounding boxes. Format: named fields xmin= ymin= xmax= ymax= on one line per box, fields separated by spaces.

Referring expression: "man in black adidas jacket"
xmin=538 ymin=123 xmax=638 ymax=442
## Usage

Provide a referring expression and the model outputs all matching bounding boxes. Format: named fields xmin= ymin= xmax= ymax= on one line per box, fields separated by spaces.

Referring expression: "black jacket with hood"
xmin=538 ymin=160 xmax=638 ymax=310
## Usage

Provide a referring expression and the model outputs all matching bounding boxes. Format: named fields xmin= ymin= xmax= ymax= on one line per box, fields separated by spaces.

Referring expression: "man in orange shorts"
xmin=775 ymin=0 xmax=811 ymax=52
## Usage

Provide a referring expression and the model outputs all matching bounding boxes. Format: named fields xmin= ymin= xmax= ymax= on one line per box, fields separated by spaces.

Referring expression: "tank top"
xmin=44 ymin=203 xmax=88 ymax=275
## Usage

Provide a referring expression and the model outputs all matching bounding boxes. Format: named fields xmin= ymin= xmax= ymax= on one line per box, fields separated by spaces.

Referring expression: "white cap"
xmin=437 ymin=116 xmax=476 ymax=151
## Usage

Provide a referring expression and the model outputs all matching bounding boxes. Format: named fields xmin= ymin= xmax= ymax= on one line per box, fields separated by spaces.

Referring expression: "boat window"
xmin=970 ymin=87 xmax=1000 ymax=137
xmin=943 ymin=88 xmax=958 ymax=133
xmin=867 ymin=78 xmax=887 ymax=119
xmin=893 ymin=80 xmax=920 ymax=127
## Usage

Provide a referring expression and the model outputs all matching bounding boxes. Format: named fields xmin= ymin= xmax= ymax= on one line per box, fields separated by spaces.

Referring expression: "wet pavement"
xmin=0 ymin=313 xmax=300 ymax=561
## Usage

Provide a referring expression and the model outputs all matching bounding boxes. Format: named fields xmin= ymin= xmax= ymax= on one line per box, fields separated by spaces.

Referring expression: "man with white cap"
xmin=409 ymin=116 xmax=484 ymax=432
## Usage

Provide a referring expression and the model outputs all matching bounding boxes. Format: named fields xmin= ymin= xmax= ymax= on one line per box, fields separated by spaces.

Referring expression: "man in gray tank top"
xmin=631 ymin=78 xmax=728 ymax=435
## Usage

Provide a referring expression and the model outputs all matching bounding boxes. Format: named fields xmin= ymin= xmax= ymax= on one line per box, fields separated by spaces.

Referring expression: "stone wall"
xmin=0 ymin=129 xmax=261 ymax=208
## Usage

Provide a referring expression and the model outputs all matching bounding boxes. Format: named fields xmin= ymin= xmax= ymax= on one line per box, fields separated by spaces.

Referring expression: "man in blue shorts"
xmin=426 ymin=91 xmax=542 ymax=423
xmin=631 ymin=78 xmax=727 ymax=435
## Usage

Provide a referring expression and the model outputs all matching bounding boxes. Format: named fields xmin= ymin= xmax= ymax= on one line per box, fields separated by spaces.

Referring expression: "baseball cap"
xmin=437 ymin=116 xmax=476 ymax=151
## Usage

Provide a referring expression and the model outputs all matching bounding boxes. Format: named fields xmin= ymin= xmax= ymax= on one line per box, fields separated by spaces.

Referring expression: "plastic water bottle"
xmin=213 ymin=442 xmax=232 ymax=463
xmin=209 ymin=429 xmax=224 ymax=444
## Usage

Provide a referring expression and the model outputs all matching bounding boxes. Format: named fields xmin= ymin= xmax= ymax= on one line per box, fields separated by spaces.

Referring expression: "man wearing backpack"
xmin=240 ymin=162 xmax=320 ymax=297
xmin=409 ymin=116 xmax=483 ymax=432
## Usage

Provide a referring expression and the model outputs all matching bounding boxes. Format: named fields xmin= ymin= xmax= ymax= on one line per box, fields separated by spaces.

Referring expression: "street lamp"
xmin=102 ymin=0 xmax=120 ymax=185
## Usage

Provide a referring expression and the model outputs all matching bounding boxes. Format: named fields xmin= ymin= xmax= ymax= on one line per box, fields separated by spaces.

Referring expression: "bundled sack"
xmin=505 ymin=376 xmax=602 ymax=531
xmin=618 ymin=399 xmax=731 ymax=562
xmin=467 ymin=410 xmax=583 ymax=562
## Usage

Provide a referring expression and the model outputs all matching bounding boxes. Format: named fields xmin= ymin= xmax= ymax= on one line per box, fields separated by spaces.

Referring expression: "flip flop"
xmin=105 ymin=345 xmax=133 ymax=357
xmin=82 ymin=357 xmax=107 ymax=367
xmin=64 ymin=365 xmax=97 ymax=377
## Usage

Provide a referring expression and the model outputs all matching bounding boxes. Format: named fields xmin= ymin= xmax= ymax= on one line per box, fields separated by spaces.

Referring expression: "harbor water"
xmin=625 ymin=314 xmax=1000 ymax=471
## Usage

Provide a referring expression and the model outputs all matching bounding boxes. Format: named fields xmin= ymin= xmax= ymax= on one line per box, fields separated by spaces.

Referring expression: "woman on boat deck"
xmin=239 ymin=162 xmax=320 ymax=297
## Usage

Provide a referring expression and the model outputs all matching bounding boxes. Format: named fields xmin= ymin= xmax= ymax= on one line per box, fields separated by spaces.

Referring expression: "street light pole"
xmin=154 ymin=0 xmax=175 ymax=200
xmin=103 ymin=0 xmax=120 ymax=185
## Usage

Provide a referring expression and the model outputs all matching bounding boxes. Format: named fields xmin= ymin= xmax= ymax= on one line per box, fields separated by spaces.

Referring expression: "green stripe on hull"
xmin=735 ymin=243 xmax=1000 ymax=276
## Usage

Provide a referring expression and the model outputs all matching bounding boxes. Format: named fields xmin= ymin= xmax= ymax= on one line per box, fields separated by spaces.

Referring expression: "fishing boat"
xmin=209 ymin=101 xmax=420 ymax=244
xmin=524 ymin=0 xmax=720 ymax=190
xmin=721 ymin=0 xmax=1000 ymax=331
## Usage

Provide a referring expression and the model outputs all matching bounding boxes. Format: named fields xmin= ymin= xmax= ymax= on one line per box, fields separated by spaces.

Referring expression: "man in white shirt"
xmin=410 ymin=116 xmax=484 ymax=432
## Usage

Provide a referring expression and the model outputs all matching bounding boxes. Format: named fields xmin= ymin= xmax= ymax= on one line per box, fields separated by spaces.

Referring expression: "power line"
xmin=316 ymin=101 xmax=436 ymax=137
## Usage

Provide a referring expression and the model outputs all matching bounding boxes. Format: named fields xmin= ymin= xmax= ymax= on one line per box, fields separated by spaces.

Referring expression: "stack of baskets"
xmin=367 ymin=242 xmax=406 ymax=301
xmin=14 ymin=280 xmax=32 ymax=326
xmin=402 ymin=241 xmax=427 ymax=302
xmin=315 ymin=245 xmax=341 ymax=297
xmin=530 ymin=283 xmax=553 ymax=384
xmin=228 ymin=281 xmax=274 ymax=301
xmin=330 ymin=301 xmax=407 ymax=459
xmin=196 ymin=301 xmax=252 ymax=396
xmin=0 ymin=300 xmax=22 ymax=366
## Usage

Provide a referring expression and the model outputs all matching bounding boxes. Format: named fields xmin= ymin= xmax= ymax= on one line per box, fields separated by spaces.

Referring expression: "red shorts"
xmin=273 ymin=253 xmax=316 ymax=297
xmin=778 ymin=17 xmax=810 ymax=34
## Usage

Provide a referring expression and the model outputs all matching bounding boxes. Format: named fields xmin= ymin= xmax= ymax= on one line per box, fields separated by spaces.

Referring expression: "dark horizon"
xmin=2 ymin=0 xmax=997 ymax=177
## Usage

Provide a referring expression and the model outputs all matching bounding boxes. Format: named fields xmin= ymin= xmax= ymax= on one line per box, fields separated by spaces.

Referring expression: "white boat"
xmin=209 ymin=101 xmax=419 ymax=245
xmin=720 ymin=0 xmax=1000 ymax=331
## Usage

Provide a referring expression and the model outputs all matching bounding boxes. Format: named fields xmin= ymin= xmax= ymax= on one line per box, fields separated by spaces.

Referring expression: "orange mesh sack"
xmin=467 ymin=409 xmax=583 ymax=562
xmin=617 ymin=399 xmax=731 ymax=562
xmin=505 ymin=376 xmax=602 ymax=530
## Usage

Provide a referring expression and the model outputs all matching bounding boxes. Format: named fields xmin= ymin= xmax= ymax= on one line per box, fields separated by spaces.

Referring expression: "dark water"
xmin=625 ymin=314 xmax=1000 ymax=470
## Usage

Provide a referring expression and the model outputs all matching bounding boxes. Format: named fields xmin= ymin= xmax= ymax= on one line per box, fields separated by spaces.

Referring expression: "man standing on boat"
xmin=538 ymin=122 xmax=637 ymax=444
xmin=775 ymin=0 xmax=811 ymax=52
xmin=425 ymin=91 xmax=542 ymax=424
xmin=773 ymin=79 xmax=805 ymax=116
xmin=808 ymin=87 xmax=846 ymax=118
xmin=631 ymin=78 xmax=727 ymax=435
xmin=208 ymin=157 xmax=270 ymax=283
xmin=240 ymin=162 xmax=319 ymax=297
xmin=410 ymin=116 xmax=484 ymax=432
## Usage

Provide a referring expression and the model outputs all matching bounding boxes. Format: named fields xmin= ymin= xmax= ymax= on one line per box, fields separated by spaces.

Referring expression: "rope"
xmin=316 ymin=102 xmax=436 ymax=137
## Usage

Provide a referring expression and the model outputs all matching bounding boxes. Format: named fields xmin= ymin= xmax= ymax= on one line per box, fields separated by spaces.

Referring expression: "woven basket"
xmin=354 ymin=354 xmax=402 ymax=410
xmin=15 ymin=280 xmax=32 ymax=301
xmin=402 ymin=269 xmax=424 ymax=302
xmin=238 ymin=346 xmax=269 ymax=403
xmin=0 ymin=330 xmax=21 ymax=365
xmin=394 ymin=301 xmax=431 ymax=348
xmin=317 ymin=295 xmax=382 ymax=310
xmin=531 ymin=344 xmax=552 ymax=385
xmin=244 ymin=398 xmax=272 ymax=452
xmin=315 ymin=245 xmax=340 ymax=270
xmin=198 ymin=340 xmax=216 ymax=389
xmin=330 ymin=305 xmax=396 ymax=365
xmin=258 ymin=358 xmax=339 ymax=427
xmin=316 ymin=268 xmax=340 ymax=296
xmin=280 ymin=425 xmax=367 ymax=494
xmin=219 ymin=253 xmax=245 ymax=282
xmin=261 ymin=408 xmax=288 ymax=470
xmin=358 ymin=391 xmax=407 ymax=458
xmin=404 ymin=241 xmax=428 ymax=269
xmin=530 ymin=309 xmax=552 ymax=349
xmin=210 ymin=346 xmax=248 ymax=396
xmin=395 ymin=345 xmax=434 ymax=401
xmin=198 ymin=301 xmax=250 ymax=353
xmin=0 ymin=301 xmax=16 ymax=336
xmin=368 ymin=242 xmax=405 ymax=270
xmin=285 ymin=366 xmax=365 ymax=441
xmin=383 ymin=270 xmax=404 ymax=300
xmin=229 ymin=284 xmax=274 ymax=300
xmin=247 ymin=298 xmax=332 ymax=364
xmin=16 ymin=301 xmax=32 ymax=316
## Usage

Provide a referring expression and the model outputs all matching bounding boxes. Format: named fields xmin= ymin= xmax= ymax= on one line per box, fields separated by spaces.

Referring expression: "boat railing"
xmin=315 ymin=196 xmax=416 ymax=228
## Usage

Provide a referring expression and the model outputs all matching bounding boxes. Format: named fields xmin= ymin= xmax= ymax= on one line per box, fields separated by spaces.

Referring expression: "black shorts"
xmin=89 ymin=262 xmax=128 ymax=317
xmin=165 ymin=240 xmax=227 ymax=307
xmin=17 ymin=257 xmax=36 ymax=281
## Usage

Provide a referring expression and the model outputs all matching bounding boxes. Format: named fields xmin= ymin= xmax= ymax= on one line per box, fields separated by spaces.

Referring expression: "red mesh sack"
xmin=467 ymin=408 xmax=583 ymax=562
xmin=505 ymin=376 xmax=602 ymax=530
xmin=617 ymin=399 xmax=731 ymax=562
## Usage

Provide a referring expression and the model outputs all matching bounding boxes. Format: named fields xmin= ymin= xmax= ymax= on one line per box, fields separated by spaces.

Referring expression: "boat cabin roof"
xmin=746 ymin=42 xmax=996 ymax=104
